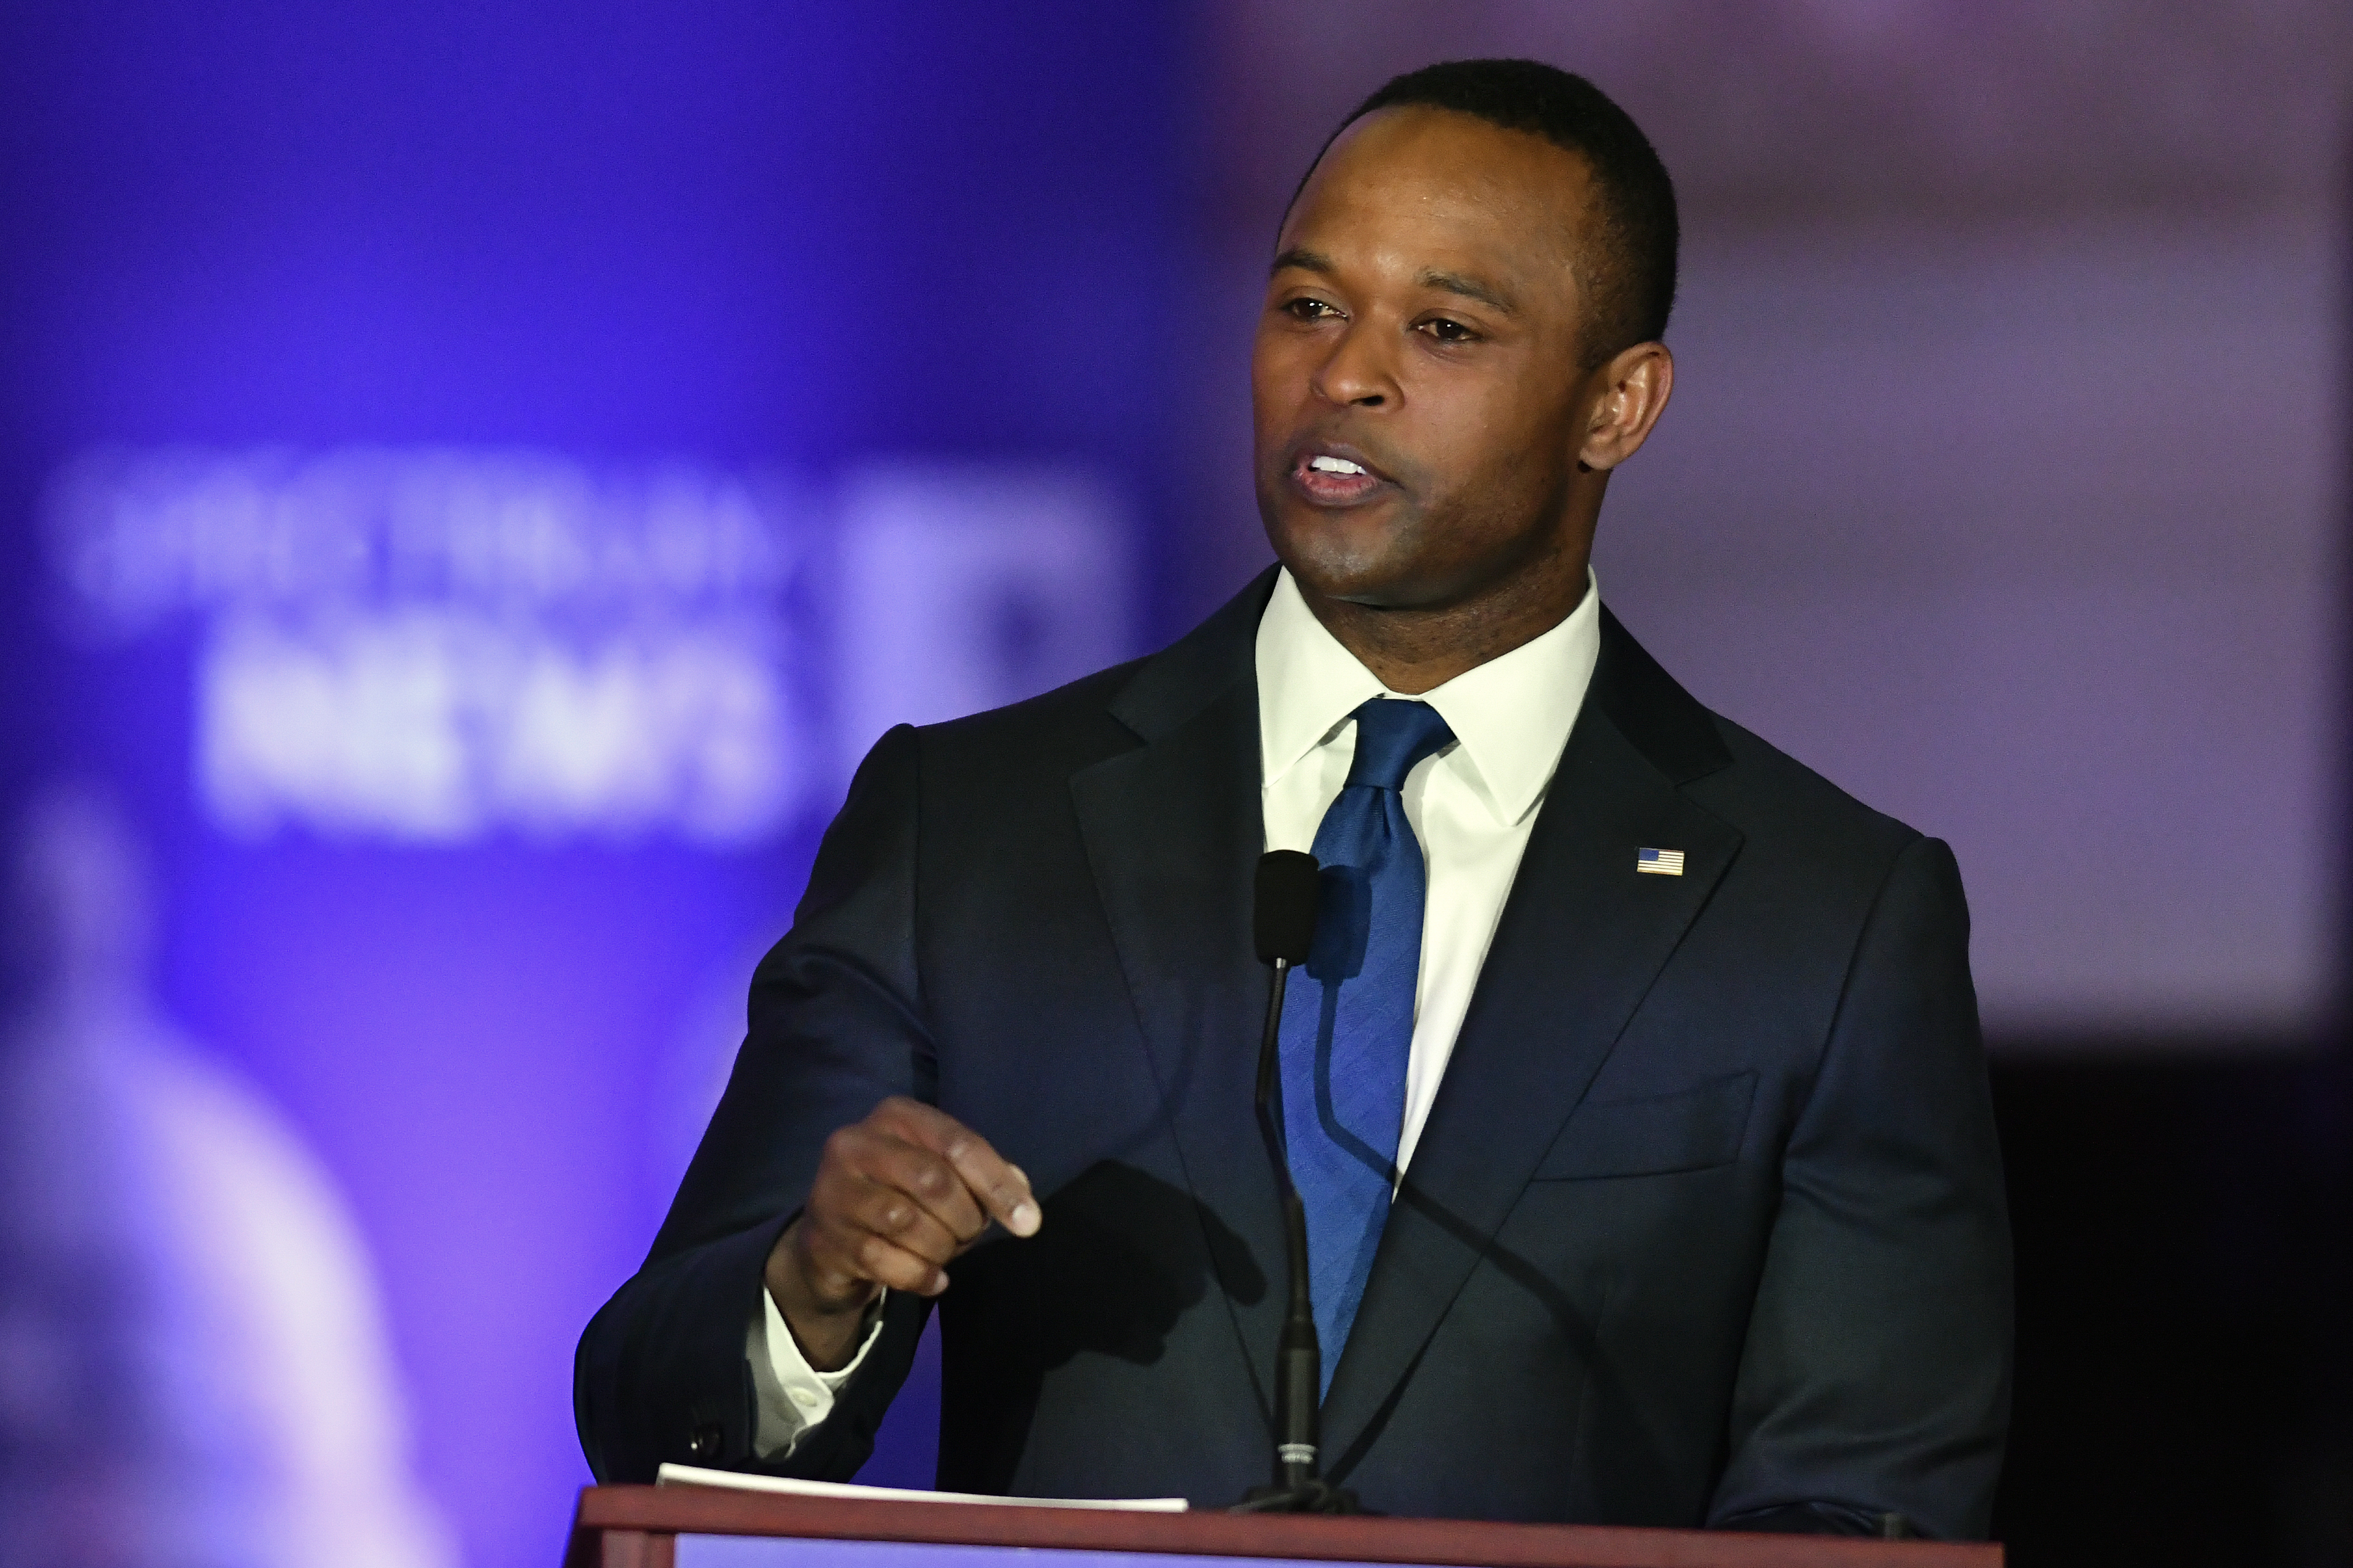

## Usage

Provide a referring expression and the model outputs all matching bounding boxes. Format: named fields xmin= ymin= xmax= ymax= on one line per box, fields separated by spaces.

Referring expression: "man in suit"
xmin=577 ymin=60 xmax=2012 ymax=1537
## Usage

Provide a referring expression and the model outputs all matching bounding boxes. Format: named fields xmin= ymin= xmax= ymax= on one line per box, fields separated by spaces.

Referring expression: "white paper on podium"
xmin=656 ymin=1464 xmax=1190 ymax=1513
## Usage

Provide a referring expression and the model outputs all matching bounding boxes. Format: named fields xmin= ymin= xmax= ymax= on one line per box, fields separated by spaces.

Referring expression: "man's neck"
xmin=1296 ymin=549 xmax=1593 ymax=696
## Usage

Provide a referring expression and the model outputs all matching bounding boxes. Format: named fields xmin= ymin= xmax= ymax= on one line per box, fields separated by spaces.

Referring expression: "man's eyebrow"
xmin=1268 ymin=251 xmax=1518 ymax=315
xmin=1419 ymin=269 xmax=1518 ymax=315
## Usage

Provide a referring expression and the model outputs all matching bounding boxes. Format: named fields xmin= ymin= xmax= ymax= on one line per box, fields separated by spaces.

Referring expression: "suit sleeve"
xmin=574 ymin=723 xmax=940 ymax=1484
xmin=1707 ymin=835 xmax=2014 ymax=1539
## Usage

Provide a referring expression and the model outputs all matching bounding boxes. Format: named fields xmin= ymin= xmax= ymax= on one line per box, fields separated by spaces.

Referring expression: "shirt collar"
xmin=1254 ymin=565 xmax=1603 ymax=827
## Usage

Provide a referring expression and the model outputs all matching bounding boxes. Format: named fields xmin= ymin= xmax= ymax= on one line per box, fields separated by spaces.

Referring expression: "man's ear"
xmin=1576 ymin=342 xmax=1674 ymax=473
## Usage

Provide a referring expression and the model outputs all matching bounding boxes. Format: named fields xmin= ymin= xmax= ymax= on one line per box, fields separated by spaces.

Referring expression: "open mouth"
xmin=1289 ymin=448 xmax=1390 ymax=507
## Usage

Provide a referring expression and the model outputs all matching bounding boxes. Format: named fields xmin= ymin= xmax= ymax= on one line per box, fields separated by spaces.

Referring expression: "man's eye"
xmin=1284 ymin=298 xmax=1339 ymax=322
xmin=1424 ymin=318 xmax=1478 ymax=344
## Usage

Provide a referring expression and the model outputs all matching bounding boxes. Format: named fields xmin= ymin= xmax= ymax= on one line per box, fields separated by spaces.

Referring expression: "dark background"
xmin=1991 ymin=1057 xmax=2352 ymax=1563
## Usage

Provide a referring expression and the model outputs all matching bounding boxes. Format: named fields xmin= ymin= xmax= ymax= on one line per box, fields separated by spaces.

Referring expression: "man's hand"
xmin=764 ymin=1096 xmax=1041 ymax=1371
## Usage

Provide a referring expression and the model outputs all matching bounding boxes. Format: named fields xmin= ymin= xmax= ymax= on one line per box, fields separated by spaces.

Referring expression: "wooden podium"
xmin=566 ymin=1485 xmax=2003 ymax=1568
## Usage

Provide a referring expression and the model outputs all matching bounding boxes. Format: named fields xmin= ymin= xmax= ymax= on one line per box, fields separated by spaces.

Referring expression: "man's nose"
xmin=1310 ymin=324 xmax=1397 ymax=410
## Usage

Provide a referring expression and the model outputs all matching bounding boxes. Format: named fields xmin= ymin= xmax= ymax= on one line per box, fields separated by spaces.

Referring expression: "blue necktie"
xmin=1277 ymin=697 xmax=1456 ymax=1394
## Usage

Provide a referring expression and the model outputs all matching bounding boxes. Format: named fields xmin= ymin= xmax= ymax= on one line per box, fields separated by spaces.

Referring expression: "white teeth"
xmin=1308 ymin=455 xmax=1367 ymax=476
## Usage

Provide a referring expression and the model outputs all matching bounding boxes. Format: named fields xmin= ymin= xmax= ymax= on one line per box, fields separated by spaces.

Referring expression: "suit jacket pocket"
xmin=1531 ymin=1071 xmax=1757 ymax=1180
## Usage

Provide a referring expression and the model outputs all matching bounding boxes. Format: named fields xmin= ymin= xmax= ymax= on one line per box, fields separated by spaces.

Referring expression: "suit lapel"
xmin=1068 ymin=569 xmax=1292 ymax=1413
xmin=1319 ymin=610 xmax=1745 ymax=1475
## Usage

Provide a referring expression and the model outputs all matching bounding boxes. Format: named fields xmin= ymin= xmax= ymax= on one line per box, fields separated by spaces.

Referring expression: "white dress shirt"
xmin=748 ymin=1285 xmax=883 ymax=1458
xmin=748 ymin=566 xmax=1603 ymax=1458
xmin=1254 ymin=567 xmax=1602 ymax=1174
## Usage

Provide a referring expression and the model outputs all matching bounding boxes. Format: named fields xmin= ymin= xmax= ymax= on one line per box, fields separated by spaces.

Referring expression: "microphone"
xmin=1233 ymin=850 xmax=1359 ymax=1515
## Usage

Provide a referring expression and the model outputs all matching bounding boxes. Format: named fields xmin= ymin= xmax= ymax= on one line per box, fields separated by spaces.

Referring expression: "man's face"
xmin=1253 ymin=107 xmax=1608 ymax=611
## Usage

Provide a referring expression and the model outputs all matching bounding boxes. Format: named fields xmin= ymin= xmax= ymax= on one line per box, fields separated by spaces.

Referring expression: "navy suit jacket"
xmin=576 ymin=569 xmax=2013 ymax=1536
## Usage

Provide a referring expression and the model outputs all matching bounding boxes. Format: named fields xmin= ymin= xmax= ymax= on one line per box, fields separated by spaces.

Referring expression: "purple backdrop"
xmin=0 ymin=6 xmax=1192 ymax=1564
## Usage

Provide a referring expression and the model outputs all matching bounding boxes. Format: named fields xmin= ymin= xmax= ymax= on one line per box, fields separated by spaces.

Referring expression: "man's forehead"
xmin=1283 ymin=107 xmax=1593 ymax=265
xmin=1310 ymin=107 xmax=1592 ymax=209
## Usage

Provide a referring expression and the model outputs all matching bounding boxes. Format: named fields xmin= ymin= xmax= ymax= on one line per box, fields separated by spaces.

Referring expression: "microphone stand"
xmin=1233 ymin=950 xmax=1360 ymax=1515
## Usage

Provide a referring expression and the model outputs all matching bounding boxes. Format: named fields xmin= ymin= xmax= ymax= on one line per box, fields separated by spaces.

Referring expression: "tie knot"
xmin=1344 ymin=698 xmax=1454 ymax=792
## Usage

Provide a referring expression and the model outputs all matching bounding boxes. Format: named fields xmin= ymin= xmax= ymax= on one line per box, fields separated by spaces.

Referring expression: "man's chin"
xmin=1269 ymin=533 xmax=1498 ymax=615
xmin=1260 ymin=500 xmax=1422 ymax=598
xmin=1273 ymin=549 xmax=1436 ymax=611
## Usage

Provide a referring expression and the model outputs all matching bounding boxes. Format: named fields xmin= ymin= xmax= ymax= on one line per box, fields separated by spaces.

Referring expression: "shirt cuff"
xmin=747 ymin=1286 xmax=888 ymax=1460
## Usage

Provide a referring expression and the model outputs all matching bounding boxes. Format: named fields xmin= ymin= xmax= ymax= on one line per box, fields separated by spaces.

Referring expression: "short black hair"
xmin=1292 ymin=60 xmax=1678 ymax=365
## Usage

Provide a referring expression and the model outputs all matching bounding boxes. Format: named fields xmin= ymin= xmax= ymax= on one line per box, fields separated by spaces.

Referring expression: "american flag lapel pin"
xmin=1636 ymin=847 xmax=1685 ymax=876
